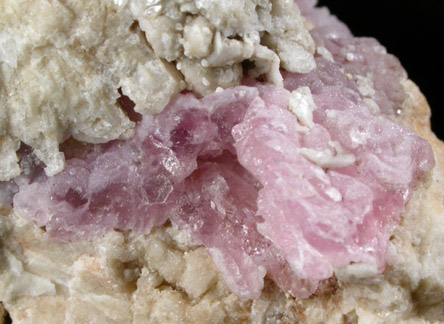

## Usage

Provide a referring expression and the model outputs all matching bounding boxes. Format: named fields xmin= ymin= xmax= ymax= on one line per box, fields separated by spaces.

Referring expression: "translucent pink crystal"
xmin=295 ymin=0 xmax=407 ymax=115
xmin=9 ymin=1 xmax=435 ymax=300
xmin=233 ymin=84 xmax=433 ymax=283
xmin=13 ymin=87 xmax=259 ymax=241
xmin=12 ymin=81 xmax=434 ymax=298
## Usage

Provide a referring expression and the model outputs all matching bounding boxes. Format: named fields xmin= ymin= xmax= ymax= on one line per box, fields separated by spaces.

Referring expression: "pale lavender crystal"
xmin=9 ymin=2 xmax=435 ymax=300
xmin=13 ymin=87 xmax=258 ymax=241
xmin=296 ymin=0 xmax=351 ymax=36
xmin=295 ymin=0 xmax=408 ymax=115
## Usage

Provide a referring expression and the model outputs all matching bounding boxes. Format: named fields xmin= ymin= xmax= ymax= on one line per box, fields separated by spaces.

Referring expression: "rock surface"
xmin=0 ymin=0 xmax=315 ymax=181
xmin=1 ymin=0 xmax=443 ymax=323
xmin=12 ymin=80 xmax=433 ymax=299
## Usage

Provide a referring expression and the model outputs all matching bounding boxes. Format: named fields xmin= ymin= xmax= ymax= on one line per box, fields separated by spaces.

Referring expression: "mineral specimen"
xmin=13 ymin=80 xmax=434 ymax=299
xmin=5 ymin=0 xmax=436 ymax=300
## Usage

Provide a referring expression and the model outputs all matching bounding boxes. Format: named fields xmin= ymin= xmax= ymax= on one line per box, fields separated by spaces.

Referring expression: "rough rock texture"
xmin=1 ymin=78 xmax=443 ymax=324
xmin=11 ymin=78 xmax=433 ymax=300
xmin=0 ymin=0 xmax=182 ymax=179
xmin=0 ymin=0 xmax=315 ymax=181
xmin=127 ymin=0 xmax=315 ymax=91
xmin=1 ymin=0 xmax=444 ymax=323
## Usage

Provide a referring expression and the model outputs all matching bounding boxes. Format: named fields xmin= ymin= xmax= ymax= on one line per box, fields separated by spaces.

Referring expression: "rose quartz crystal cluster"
xmin=8 ymin=0 xmax=435 ymax=299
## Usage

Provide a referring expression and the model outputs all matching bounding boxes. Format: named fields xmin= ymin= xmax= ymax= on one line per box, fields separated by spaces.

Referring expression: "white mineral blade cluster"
xmin=0 ymin=0 xmax=316 ymax=180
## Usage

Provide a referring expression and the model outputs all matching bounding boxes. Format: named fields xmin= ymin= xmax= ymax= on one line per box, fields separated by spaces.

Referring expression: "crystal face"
xmin=8 ymin=0 xmax=436 ymax=299
xmin=12 ymin=79 xmax=434 ymax=298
